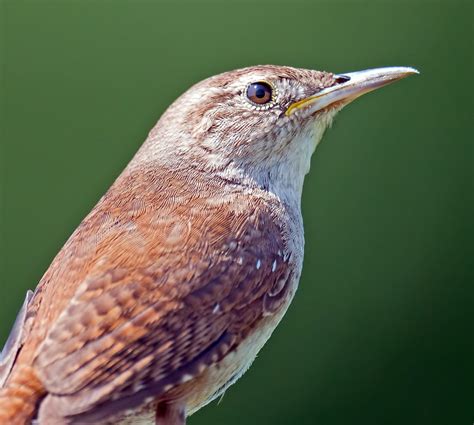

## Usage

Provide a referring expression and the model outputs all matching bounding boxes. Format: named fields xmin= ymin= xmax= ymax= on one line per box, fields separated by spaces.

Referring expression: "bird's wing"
xmin=0 ymin=290 xmax=34 ymax=387
xmin=32 ymin=170 xmax=294 ymax=423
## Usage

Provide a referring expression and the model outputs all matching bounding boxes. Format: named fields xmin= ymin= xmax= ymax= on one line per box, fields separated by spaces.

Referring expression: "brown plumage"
xmin=0 ymin=65 xmax=417 ymax=424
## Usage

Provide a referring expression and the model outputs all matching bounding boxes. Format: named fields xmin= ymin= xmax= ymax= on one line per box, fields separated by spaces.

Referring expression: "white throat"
xmin=219 ymin=117 xmax=332 ymax=209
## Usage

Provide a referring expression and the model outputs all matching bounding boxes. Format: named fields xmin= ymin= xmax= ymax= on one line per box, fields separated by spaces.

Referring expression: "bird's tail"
xmin=0 ymin=364 xmax=45 ymax=425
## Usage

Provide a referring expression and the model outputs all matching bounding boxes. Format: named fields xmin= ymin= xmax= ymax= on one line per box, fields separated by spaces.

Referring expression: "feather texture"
xmin=20 ymin=166 xmax=298 ymax=423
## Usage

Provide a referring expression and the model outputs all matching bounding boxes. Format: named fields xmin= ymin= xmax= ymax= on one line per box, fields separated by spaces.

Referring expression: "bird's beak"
xmin=286 ymin=66 xmax=419 ymax=116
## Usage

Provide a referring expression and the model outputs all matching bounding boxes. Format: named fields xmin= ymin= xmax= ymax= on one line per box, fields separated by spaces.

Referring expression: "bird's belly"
xmin=186 ymin=307 xmax=291 ymax=415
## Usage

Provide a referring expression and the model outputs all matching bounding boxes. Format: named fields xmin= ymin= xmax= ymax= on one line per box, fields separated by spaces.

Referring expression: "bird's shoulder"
xmin=30 ymin=167 xmax=291 ymax=329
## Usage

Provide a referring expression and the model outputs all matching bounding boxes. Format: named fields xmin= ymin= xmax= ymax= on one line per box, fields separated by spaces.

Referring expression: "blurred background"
xmin=1 ymin=0 xmax=472 ymax=424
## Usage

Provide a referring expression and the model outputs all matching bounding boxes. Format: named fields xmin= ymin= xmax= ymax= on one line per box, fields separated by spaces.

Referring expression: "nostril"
xmin=335 ymin=75 xmax=350 ymax=84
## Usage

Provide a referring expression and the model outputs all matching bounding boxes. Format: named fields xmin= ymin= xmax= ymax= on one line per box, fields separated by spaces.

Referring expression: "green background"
xmin=1 ymin=0 xmax=472 ymax=424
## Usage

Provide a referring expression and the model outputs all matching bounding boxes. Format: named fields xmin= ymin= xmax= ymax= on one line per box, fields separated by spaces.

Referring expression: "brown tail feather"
xmin=0 ymin=365 xmax=45 ymax=425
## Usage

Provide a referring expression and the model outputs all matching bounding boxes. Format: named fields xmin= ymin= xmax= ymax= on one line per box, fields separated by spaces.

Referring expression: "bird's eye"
xmin=246 ymin=82 xmax=273 ymax=105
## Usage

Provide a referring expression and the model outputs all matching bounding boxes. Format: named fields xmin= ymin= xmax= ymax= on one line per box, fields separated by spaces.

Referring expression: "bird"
xmin=0 ymin=64 xmax=418 ymax=425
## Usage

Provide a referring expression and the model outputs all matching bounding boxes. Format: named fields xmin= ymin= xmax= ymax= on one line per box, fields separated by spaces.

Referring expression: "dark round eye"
xmin=246 ymin=82 xmax=273 ymax=105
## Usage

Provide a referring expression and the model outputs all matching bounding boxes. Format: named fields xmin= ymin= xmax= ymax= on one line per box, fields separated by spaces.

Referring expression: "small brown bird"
xmin=0 ymin=64 xmax=417 ymax=424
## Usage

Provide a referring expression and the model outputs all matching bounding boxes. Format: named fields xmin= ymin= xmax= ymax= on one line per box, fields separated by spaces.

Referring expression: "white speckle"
xmin=163 ymin=384 xmax=173 ymax=392
xmin=278 ymin=250 xmax=282 ymax=257
xmin=237 ymin=257 xmax=243 ymax=265
xmin=272 ymin=259 xmax=277 ymax=272
xmin=212 ymin=303 xmax=221 ymax=314
xmin=134 ymin=382 xmax=145 ymax=391
xmin=229 ymin=241 xmax=237 ymax=250
xmin=181 ymin=374 xmax=193 ymax=383
xmin=256 ymin=259 xmax=261 ymax=270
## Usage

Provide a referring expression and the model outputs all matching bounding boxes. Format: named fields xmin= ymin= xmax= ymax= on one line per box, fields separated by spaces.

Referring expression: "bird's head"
xmin=135 ymin=65 xmax=418 ymax=204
